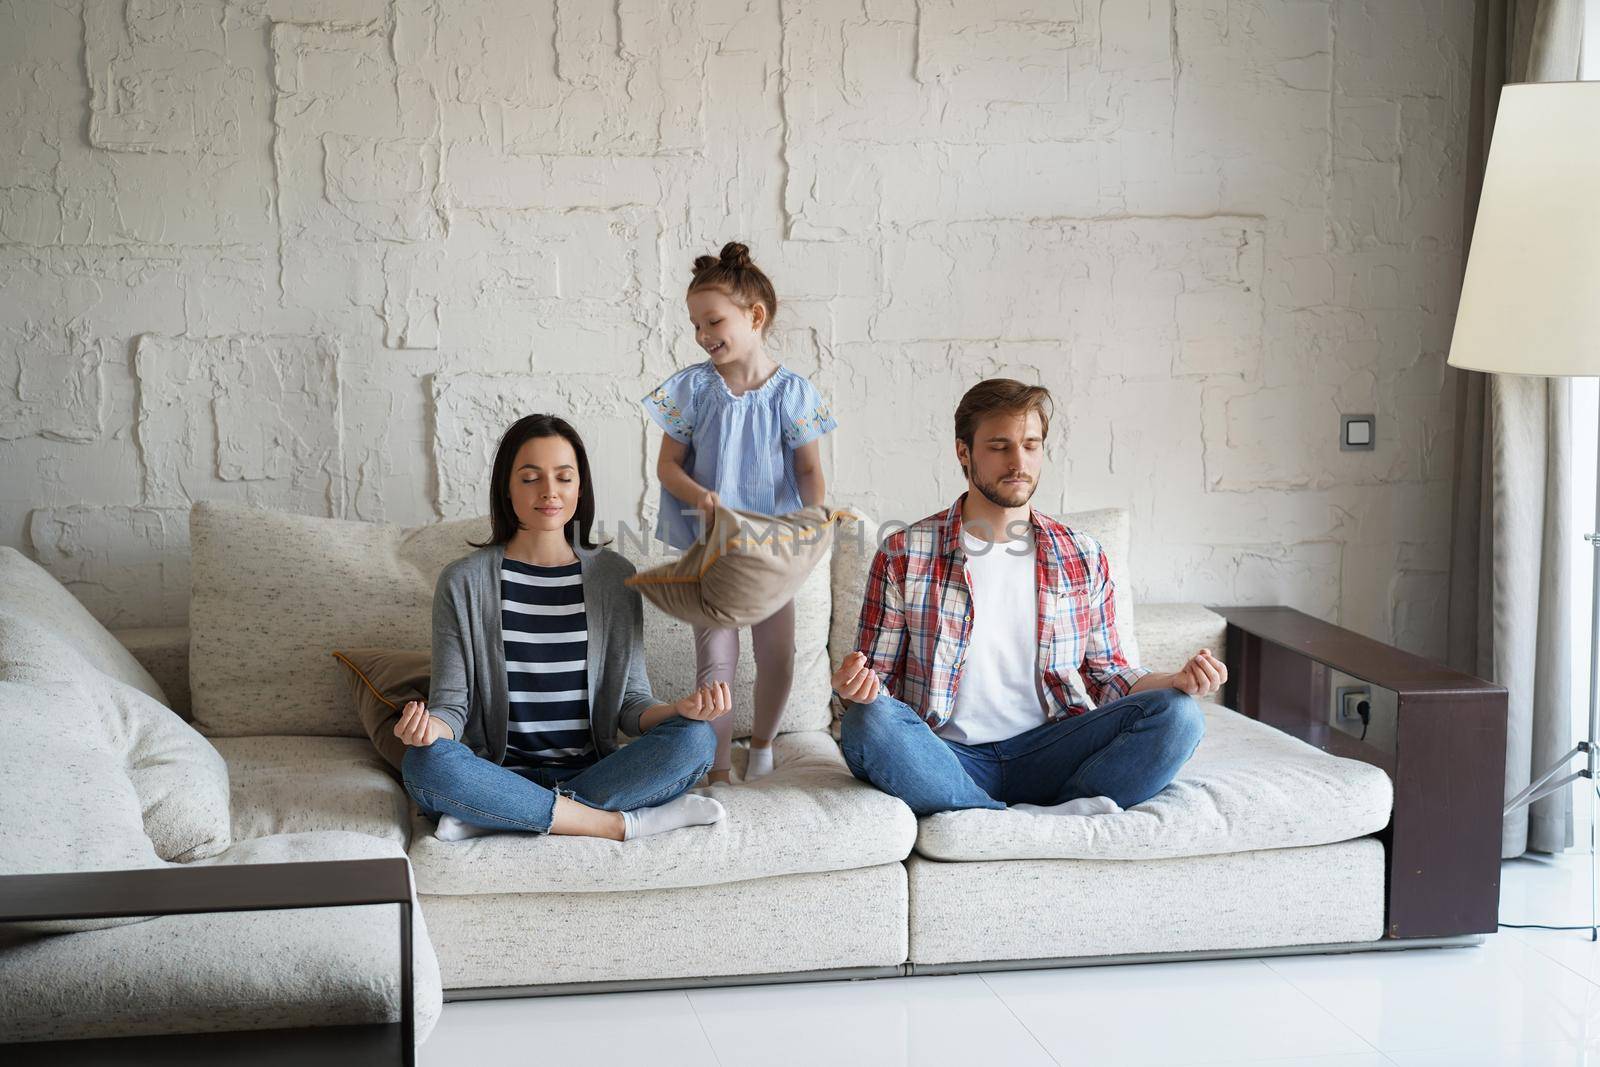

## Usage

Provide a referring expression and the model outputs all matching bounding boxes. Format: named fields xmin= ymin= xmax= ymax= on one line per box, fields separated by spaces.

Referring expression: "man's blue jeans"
xmin=401 ymin=715 xmax=717 ymax=833
xmin=839 ymin=688 xmax=1205 ymax=815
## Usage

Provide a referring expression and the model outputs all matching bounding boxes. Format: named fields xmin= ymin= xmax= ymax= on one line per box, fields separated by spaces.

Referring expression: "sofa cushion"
xmin=905 ymin=839 xmax=1386 ymax=965
xmin=0 ymin=831 xmax=442 ymax=1044
xmin=914 ymin=704 xmax=1393 ymax=862
xmin=113 ymin=624 xmax=192 ymax=717
xmin=0 ymin=675 xmax=164 ymax=933
xmin=408 ymin=730 xmax=916 ymax=895
xmin=188 ymin=502 xmax=488 ymax=738
xmin=211 ymin=736 xmax=411 ymax=847
xmin=0 ymin=612 xmax=231 ymax=928
xmin=423 ymin=862 xmax=908 ymax=989
xmin=2 ymin=610 xmax=231 ymax=864
xmin=619 ymin=529 xmax=836 ymax=737
xmin=1 ymin=546 xmax=167 ymax=705
xmin=626 ymin=505 xmax=846 ymax=628
xmin=828 ymin=511 xmax=880 ymax=692
xmin=1055 ymin=507 xmax=1139 ymax=665
xmin=1134 ymin=603 xmax=1229 ymax=676
xmin=191 ymin=500 xmax=838 ymax=743
xmin=103 ymin=673 xmax=232 ymax=863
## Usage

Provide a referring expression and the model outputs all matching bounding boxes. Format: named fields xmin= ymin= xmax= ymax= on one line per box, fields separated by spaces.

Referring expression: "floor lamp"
xmin=1447 ymin=81 xmax=1600 ymax=937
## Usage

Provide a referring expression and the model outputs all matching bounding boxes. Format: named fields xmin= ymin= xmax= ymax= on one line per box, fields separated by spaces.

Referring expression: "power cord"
xmin=1497 ymin=781 xmax=1600 ymax=939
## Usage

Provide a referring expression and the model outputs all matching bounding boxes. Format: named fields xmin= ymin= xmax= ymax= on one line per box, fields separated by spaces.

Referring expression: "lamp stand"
xmin=1502 ymin=416 xmax=1600 ymax=941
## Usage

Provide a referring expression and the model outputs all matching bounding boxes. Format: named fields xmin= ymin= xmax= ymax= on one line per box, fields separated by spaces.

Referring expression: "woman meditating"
xmin=396 ymin=413 xmax=730 ymax=842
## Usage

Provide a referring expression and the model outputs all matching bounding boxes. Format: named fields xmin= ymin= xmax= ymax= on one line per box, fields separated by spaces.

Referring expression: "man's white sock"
xmin=744 ymin=746 xmax=775 ymax=781
xmin=435 ymin=814 xmax=497 ymax=841
xmin=1011 ymin=796 xmax=1124 ymax=817
xmin=622 ymin=794 xmax=726 ymax=840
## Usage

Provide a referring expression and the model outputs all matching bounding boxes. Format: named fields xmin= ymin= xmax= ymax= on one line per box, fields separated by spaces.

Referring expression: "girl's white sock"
xmin=435 ymin=814 xmax=497 ymax=841
xmin=1011 ymin=796 xmax=1123 ymax=817
xmin=622 ymin=794 xmax=726 ymax=840
xmin=744 ymin=745 xmax=775 ymax=781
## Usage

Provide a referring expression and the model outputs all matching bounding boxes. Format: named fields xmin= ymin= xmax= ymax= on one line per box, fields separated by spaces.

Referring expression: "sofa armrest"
xmin=112 ymin=624 xmax=191 ymax=718
xmin=0 ymin=859 xmax=416 ymax=1063
xmin=1212 ymin=606 xmax=1507 ymax=941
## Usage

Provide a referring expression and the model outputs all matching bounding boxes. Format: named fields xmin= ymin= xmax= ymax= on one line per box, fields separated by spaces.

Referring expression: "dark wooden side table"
xmin=1215 ymin=606 xmax=1509 ymax=940
xmin=0 ymin=858 xmax=417 ymax=1066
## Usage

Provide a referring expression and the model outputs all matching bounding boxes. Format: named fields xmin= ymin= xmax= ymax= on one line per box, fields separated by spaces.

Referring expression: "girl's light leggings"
xmin=691 ymin=599 xmax=797 ymax=772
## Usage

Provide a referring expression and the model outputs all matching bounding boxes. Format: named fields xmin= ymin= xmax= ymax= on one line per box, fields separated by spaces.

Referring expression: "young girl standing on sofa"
xmin=642 ymin=242 xmax=838 ymax=784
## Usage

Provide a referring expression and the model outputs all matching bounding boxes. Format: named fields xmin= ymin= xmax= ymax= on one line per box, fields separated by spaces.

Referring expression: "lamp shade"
xmin=1447 ymin=81 xmax=1600 ymax=377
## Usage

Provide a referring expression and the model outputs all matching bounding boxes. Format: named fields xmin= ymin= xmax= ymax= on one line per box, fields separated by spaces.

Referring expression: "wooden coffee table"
xmin=0 ymin=858 xmax=417 ymax=1065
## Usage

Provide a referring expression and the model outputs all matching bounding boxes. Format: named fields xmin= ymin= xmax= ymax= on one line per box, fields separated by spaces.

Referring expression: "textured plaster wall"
xmin=0 ymin=0 xmax=1471 ymax=659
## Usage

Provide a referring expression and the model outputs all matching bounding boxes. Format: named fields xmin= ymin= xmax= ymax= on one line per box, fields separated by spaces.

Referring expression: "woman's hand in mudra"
xmin=674 ymin=682 xmax=733 ymax=721
xmin=393 ymin=699 xmax=453 ymax=747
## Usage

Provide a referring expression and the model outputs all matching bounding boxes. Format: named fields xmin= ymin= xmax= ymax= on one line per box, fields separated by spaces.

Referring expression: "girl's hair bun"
xmin=686 ymin=240 xmax=778 ymax=335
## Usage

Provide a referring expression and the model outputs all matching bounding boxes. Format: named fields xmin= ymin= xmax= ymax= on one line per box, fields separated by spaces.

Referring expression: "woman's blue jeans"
xmin=402 ymin=715 xmax=717 ymax=833
xmin=839 ymin=687 xmax=1205 ymax=816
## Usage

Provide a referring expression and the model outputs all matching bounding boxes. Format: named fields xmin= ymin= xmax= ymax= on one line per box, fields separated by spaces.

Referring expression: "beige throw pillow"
xmin=626 ymin=505 xmax=854 ymax=629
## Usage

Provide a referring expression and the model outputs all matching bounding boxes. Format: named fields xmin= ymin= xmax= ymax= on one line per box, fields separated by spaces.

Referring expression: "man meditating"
xmin=832 ymin=379 xmax=1222 ymax=817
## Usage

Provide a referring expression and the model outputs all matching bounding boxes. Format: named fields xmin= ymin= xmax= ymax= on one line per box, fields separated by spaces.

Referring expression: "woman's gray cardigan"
xmin=427 ymin=542 xmax=660 ymax=764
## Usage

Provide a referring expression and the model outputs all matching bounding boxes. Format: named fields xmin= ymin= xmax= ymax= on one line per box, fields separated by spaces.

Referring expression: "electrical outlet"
xmin=1335 ymin=685 xmax=1371 ymax=723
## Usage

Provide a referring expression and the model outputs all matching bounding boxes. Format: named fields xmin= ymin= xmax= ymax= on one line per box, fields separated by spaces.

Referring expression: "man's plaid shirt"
xmin=853 ymin=494 xmax=1148 ymax=731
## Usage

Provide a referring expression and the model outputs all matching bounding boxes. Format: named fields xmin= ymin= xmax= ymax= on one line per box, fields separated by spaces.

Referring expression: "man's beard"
xmin=973 ymin=470 xmax=1035 ymax=509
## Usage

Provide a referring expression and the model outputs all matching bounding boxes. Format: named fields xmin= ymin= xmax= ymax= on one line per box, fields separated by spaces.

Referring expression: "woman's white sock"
xmin=622 ymin=794 xmax=726 ymax=840
xmin=744 ymin=746 xmax=775 ymax=781
xmin=435 ymin=814 xmax=497 ymax=841
xmin=1011 ymin=796 xmax=1123 ymax=817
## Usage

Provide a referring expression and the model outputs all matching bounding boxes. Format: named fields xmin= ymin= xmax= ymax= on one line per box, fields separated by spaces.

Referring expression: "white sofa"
xmin=0 ymin=499 xmax=1397 ymax=1044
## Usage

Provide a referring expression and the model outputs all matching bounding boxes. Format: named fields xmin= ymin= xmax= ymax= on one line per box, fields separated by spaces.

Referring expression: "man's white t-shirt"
xmin=936 ymin=529 xmax=1052 ymax=745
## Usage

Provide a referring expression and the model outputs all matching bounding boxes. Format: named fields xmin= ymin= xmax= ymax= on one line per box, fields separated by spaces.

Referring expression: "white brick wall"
xmin=0 ymin=0 xmax=1471 ymax=657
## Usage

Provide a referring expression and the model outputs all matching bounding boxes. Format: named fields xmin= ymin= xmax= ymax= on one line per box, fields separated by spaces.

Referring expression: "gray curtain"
xmin=1448 ymin=0 xmax=1585 ymax=857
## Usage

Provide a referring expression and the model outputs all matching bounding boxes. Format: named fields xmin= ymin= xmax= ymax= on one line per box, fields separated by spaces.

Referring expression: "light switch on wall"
xmin=1341 ymin=414 xmax=1375 ymax=451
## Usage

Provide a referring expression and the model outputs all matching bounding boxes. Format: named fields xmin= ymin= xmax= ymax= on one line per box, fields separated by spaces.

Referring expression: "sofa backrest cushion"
xmin=0 ymin=611 xmax=232 ymax=867
xmin=193 ymin=501 xmax=837 ymax=745
xmin=188 ymin=503 xmax=487 ymax=738
xmin=108 ymin=677 xmax=233 ymax=863
xmin=0 ymin=547 xmax=168 ymax=706
xmin=1132 ymin=604 xmax=1229 ymax=679
xmin=0 ymin=677 xmax=161 ymax=934
xmin=1058 ymin=507 xmax=1140 ymax=666
xmin=0 ymin=609 xmax=229 ymax=931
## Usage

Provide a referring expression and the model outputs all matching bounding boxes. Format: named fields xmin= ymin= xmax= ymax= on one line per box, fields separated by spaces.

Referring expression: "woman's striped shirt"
xmin=500 ymin=557 xmax=594 ymax=767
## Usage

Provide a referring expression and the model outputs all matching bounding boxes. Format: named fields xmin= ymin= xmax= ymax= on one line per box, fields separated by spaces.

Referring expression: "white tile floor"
xmin=420 ymin=851 xmax=1600 ymax=1066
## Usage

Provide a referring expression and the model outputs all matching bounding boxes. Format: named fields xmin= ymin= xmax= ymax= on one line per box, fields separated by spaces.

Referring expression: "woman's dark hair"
xmin=471 ymin=414 xmax=603 ymax=550
xmin=688 ymin=241 xmax=778 ymax=335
